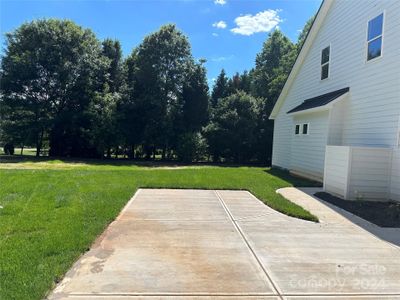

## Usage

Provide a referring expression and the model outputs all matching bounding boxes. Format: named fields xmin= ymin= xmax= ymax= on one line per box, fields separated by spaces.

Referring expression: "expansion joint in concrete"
xmin=214 ymin=190 xmax=283 ymax=300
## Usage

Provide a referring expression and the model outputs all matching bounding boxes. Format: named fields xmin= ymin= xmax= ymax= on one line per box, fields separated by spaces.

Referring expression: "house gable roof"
xmin=269 ymin=0 xmax=334 ymax=119
xmin=287 ymin=87 xmax=349 ymax=115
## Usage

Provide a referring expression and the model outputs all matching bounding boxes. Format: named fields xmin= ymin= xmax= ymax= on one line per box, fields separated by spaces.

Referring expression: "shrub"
xmin=3 ymin=143 xmax=15 ymax=155
xmin=176 ymin=132 xmax=207 ymax=163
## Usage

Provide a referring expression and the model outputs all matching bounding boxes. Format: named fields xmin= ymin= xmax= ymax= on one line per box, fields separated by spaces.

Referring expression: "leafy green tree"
xmin=171 ymin=61 xmax=209 ymax=162
xmin=250 ymin=30 xmax=296 ymax=163
xmin=252 ymin=30 xmax=295 ymax=101
xmin=176 ymin=132 xmax=207 ymax=163
xmin=211 ymin=69 xmax=230 ymax=107
xmin=89 ymin=39 xmax=124 ymax=158
xmin=102 ymin=39 xmax=123 ymax=93
xmin=0 ymin=19 xmax=107 ymax=157
xmin=204 ymin=91 xmax=259 ymax=163
xmin=297 ymin=15 xmax=315 ymax=52
xmin=0 ymin=93 xmax=44 ymax=155
xmin=125 ymin=24 xmax=194 ymax=159
xmin=226 ymin=71 xmax=253 ymax=95
xmin=88 ymin=90 xmax=121 ymax=158
xmin=181 ymin=61 xmax=209 ymax=133
xmin=116 ymin=52 xmax=142 ymax=158
xmin=239 ymin=70 xmax=252 ymax=94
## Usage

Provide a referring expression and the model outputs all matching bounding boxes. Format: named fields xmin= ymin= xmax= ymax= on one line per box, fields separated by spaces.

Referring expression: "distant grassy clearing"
xmin=0 ymin=159 xmax=319 ymax=300
xmin=0 ymin=147 xmax=38 ymax=156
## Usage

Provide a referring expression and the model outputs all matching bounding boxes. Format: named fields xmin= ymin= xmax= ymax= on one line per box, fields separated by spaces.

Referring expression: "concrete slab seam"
xmin=214 ymin=190 xmax=284 ymax=299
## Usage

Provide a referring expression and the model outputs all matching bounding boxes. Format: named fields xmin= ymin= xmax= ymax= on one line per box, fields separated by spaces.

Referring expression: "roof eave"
xmin=269 ymin=0 xmax=334 ymax=120
xmin=287 ymin=89 xmax=349 ymax=116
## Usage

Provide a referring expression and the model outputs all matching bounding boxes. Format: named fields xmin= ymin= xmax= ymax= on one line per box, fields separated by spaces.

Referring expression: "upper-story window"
xmin=367 ymin=13 xmax=384 ymax=61
xmin=321 ymin=46 xmax=330 ymax=80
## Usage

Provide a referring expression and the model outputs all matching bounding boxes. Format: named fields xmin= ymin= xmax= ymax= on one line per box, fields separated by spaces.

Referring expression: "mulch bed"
xmin=314 ymin=192 xmax=400 ymax=228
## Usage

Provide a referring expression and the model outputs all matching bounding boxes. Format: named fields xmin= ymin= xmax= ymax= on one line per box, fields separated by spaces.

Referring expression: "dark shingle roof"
xmin=287 ymin=87 xmax=350 ymax=114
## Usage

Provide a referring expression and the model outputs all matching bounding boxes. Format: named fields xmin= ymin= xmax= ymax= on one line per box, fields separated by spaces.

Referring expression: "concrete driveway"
xmin=50 ymin=189 xmax=400 ymax=299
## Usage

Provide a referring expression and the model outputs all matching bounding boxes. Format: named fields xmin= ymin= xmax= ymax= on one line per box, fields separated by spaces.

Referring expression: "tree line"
xmin=0 ymin=18 xmax=313 ymax=163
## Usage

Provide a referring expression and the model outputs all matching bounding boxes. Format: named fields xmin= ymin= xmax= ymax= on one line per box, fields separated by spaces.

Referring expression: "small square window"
xmin=302 ymin=123 xmax=309 ymax=135
xmin=295 ymin=124 xmax=300 ymax=135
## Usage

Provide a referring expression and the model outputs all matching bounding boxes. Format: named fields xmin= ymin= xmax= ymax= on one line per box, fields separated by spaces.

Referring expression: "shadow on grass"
xmin=0 ymin=154 xmax=267 ymax=169
xmin=264 ymin=168 xmax=322 ymax=187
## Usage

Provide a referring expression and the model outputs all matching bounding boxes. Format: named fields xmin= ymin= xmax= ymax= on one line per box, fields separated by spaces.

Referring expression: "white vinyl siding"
xmin=291 ymin=111 xmax=329 ymax=180
xmin=272 ymin=113 xmax=291 ymax=170
xmin=324 ymin=146 xmax=350 ymax=197
xmin=324 ymin=146 xmax=396 ymax=201
xmin=327 ymin=101 xmax=345 ymax=145
xmin=271 ymin=0 xmax=400 ymax=180
xmin=390 ymin=149 xmax=400 ymax=201
xmin=348 ymin=147 xmax=392 ymax=200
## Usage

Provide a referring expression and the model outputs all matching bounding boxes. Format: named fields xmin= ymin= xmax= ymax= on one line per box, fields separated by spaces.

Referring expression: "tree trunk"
xmin=167 ymin=149 xmax=173 ymax=160
xmin=20 ymin=145 xmax=24 ymax=156
xmin=161 ymin=146 xmax=166 ymax=160
xmin=36 ymin=129 xmax=44 ymax=157
xmin=106 ymin=148 xmax=111 ymax=159
xmin=130 ymin=145 xmax=135 ymax=159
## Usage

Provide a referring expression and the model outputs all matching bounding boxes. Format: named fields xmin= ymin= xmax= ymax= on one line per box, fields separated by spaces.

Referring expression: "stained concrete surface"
xmin=49 ymin=189 xmax=400 ymax=299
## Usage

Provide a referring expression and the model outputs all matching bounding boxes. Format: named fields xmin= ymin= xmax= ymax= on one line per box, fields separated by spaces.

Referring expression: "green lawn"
xmin=0 ymin=158 xmax=319 ymax=300
xmin=0 ymin=147 xmax=38 ymax=156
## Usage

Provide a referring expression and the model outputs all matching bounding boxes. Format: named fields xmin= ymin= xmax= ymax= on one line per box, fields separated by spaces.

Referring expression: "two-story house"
xmin=269 ymin=0 xmax=400 ymax=201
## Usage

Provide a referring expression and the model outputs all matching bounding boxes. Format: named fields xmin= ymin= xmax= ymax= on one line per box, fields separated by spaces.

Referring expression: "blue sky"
xmin=0 ymin=0 xmax=321 ymax=85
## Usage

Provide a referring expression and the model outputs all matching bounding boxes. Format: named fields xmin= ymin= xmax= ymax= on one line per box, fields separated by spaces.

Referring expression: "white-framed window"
xmin=295 ymin=124 xmax=300 ymax=135
xmin=320 ymin=46 xmax=330 ymax=80
xmin=367 ymin=13 xmax=384 ymax=61
xmin=294 ymin=123 xmax=309 ymax=135
xmin=302 ymin=123 xmax=309 ymax=135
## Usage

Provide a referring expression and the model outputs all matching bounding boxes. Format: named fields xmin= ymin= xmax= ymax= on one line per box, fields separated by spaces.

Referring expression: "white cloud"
xmin=231 ymin=9 xmax=282 ymax=36
xmin=211 ymin=55 xmax=234 ymax=62
xmin=212 ymin=21 xmax=227 ymax=29
xmin=214 ymin=0 xmax=226 ymax=5
xmin=212 ymin=33 xmax=219 ymax=37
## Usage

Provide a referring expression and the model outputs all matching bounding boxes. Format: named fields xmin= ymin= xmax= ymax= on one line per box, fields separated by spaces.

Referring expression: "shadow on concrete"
xmin=302 ymin=188 xmax=400 ymax=248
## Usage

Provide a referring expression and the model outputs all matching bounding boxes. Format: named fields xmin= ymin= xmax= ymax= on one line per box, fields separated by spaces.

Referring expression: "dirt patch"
xmin=315 ymin=192 xmax=400 ymax=228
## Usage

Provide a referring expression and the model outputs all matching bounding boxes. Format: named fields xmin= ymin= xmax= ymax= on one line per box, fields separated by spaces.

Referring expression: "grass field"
xmin=0 ymin=157 xmax=319 ymax=300
xmin=0 ymin=147 xmax=38 ymax=156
